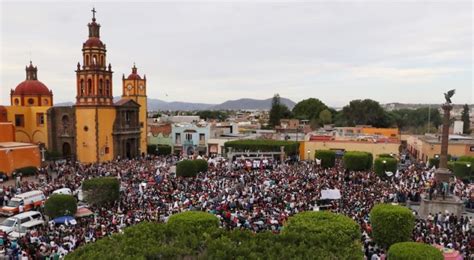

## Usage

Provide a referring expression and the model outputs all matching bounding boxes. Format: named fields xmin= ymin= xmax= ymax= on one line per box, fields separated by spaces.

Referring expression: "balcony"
xmin=183 ymin=140 xmax=193 ymax=146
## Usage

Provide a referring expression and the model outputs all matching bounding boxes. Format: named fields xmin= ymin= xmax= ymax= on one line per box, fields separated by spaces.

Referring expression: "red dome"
xmin=84 ymin=37 xmax=104 ymax=48
xmin=127 ymin=73 xmax=141 ymax=80
xmin=13 ymin=80 xmax=51 ymax=96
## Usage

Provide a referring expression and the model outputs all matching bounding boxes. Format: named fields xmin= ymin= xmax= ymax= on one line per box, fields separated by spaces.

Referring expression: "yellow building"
xmin=301 ymin=139 xmax=400 ymax=160
xmin=4 ymin=62 xmax=53 ymax=147
xmin=122 ymin=64 xmax=148 ymax=155
xmin=74 ymin=9 xmax=141 ymax=163
xmin=407 ymin=135 xmax=474 ymax=162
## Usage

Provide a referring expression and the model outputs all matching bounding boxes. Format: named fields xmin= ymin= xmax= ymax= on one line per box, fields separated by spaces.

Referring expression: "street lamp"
xmin=307 ymin=149 xmax=311 ymax=160
xmin=382 ymin=160 xmax=387 ymax=175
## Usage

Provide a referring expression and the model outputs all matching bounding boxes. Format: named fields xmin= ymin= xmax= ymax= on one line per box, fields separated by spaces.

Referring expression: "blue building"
xmin=171 ymin=123 xmax=210 ymax=155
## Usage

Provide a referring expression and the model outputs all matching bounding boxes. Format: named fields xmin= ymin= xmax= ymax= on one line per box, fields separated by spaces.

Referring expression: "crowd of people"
xmin=0 ymin=154 xmax=472 ymax=259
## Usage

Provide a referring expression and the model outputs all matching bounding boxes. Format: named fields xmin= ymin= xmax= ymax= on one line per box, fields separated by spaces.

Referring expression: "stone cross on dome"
xmin=92 ymin=7 xmax=97 ymax=21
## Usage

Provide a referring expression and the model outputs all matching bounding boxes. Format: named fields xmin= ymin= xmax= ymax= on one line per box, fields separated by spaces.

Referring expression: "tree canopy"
xmin=340 ymin=99 xmax=390 ymax=127
xmin=292 ymin=98 xmax=328 ymax=121
xmin=461 ymin=104 xmax=471 ymax=134
xmin=269 ymin=94 xmax=292 ymax=127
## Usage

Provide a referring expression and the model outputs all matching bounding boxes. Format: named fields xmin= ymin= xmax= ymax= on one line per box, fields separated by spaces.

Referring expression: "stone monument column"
xmin=435 ymin=103 xmax=453 ymax=182
xmin=419 ymin=89 xmax=463 ymax=218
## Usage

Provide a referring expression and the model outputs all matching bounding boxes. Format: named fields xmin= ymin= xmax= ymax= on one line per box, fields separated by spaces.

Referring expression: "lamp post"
xmin=155 ymin=144 xmax=159 ymax=155
xmin=307 ymin=149 xmax=311 ymax=161
xmin=467 ymin=163 xmax=472 ymax=178
xmin=382 ymin=160 xmax=387 ymax=175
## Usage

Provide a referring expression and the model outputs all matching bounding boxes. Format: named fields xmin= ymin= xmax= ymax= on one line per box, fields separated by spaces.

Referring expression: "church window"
xmin=36 ymin=113 xmax=45 ymax=126
xmin=85 ymin=55 xmax=90 ymax=66
xmin=99 ymin=79 xmax=103 ymax=95
xmin=87 ymin=79 xmax=92 ymax=94
xmin=92 ymin=55 xmax=97 ymax=65
xmin=43 ymin=99 xmax=49 ymax=105
xmin=100 ymin=56 xmax=104 ymax=66
xmin=105 ymin=80 xmax=110 ymax=96
xmin=80 ymin=79 xmax=85 ymax=95
xmin=84 ymin=126 xmax=89 ymax=132
xmin=15 ymin=114 xmax=25 ymax=127
xmin=14 ymin=99 xmax=19 ymax=105
xmin=27 ymin=98 xmax=34 ymax=105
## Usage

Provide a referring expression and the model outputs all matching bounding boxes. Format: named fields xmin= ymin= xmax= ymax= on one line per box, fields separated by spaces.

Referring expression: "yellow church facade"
xmin=1 ymin=9 xmax=149 ymax=164
xmin=4 ymin=62 xmax=53 ymax=148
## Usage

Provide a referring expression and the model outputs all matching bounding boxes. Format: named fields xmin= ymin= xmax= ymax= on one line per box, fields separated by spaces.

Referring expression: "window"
xmin=15 ymin=114 xmax=25 ymax=127
xmin=175 ymin=133 xmax=181 ymax=144
xmin=80 ymin=79 xmax=85 ymax=95
xmin=87 ymin=79 xmax=92 ymax=95
xmin=43 ymin=99 xmax=49 ymax=105
xmin=105 ymin=80 xmax=110 ymax=96
xmin=36 ymin=113 xmax=45 ymax=126
xmin=125 ymin=112 xmax=131 ymax=124
xmin=199 ymin=133 xmax=205 ymax=141
xmin=99 ymin=79 xmax=103 ymax=95
xmin=140 ymin=122 xmax=144 ymax=128
xmin=186 ymin=133 xmax=192 ymax=141
xmin=14 ymin=99 xmax=19 ymax=105
xmin=28 ymin=98 xmax=34 ymax=105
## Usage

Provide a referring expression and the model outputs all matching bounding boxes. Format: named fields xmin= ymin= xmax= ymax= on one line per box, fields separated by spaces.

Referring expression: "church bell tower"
xmin=122 ymin=64 xmax=148 ymax=155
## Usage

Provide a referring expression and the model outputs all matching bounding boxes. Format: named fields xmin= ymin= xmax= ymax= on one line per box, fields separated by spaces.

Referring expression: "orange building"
xmin=0 ymin=123 xmax=41 ymax=176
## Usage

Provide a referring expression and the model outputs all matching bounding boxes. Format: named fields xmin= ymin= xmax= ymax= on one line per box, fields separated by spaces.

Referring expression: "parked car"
xmin=52 ymin=188 xmax=72 ymax=196
xmin=0 ymin=191 xmax=45 ymax=216
xmin=0 ymin=211 xmax=43 ymax=234
xmin=8 ymin=218 xmax=45 ymax=240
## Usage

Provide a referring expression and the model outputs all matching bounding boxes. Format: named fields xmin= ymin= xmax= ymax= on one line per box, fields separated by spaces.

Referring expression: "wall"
xmin=301 ymin=140 xmax=400 ymax=160
xmin=0 ymin=144 xmax=41 ymax=175
xmin=75 ymin=107 xmax=98 ymax=163
xmin=5 ymin=105 xmax=50 ymax=147
xmin=97 ymin=107 xmax=116 ymax=162
xmin=0 ymin=123 xmax=15 ymax=142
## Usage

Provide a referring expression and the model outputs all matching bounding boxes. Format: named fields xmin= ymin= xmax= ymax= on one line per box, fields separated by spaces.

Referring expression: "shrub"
xmin=82 ymin=177 xmax=120 ymax=206
xmin=378 ymin=153 xmax=394 ymax=158
xmin=374 ymin=157 xmax=398 ymax=178
xmin=458 ymin=156 xmax=474 ymax=164
xmin=167 ymin=211 xmax=219 ymax=234
xmin=44 ymin=194 xmax=77 ymax=219
xmin=193 ymin=159 xmax=208 ymax=173
xmin=224 ymin=140 xmax=299 ymax=155
xmin=147 ymin=145 xmax=172 ymax=156
xmin=14 ymin=166 xmax=37 ymax=176
xmin=176 ymin=160 xmax=198 ymax=177
xmin=370 ymin=204 xmax=415 ymax=249
xmin=447 ymin=161 xmax=454 ymax=171
xmin=343 ymin=151 xmax=372 ymax=171
xmin=314 ymin=150 xmax=336 ymax=168
xmin=282 ymin=211 xmax=363 ymax=259
xmin=453 ymin=161 xmax=472 ymax=180
xmin=388 ymin=242 xmax=443 ymax=260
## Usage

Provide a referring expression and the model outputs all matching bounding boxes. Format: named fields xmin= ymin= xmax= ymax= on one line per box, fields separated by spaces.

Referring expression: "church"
xmin=1 ymin=9 xmax=148 ymax=164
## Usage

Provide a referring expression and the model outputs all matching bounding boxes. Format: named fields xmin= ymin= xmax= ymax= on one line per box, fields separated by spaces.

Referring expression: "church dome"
xmin=127 ymin=64 xmax=142 ymax=80
xmin=12 ymin=62 xmax=51 ymax=96
xmin=84 ymin=37 xmax=104 ymax=48
xmin=13 ymin=80 xmax=50 ymax=95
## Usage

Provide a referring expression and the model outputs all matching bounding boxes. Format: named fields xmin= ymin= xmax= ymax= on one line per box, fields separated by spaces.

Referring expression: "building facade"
xmin=172 ymin=123 xmax=210 ymax=155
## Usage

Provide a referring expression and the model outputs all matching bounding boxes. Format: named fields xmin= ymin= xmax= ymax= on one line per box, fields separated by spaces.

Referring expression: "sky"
xmin=0 ymin=1 xmax=472 ymax=107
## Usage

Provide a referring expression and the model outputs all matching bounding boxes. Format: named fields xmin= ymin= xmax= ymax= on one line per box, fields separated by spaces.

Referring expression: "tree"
xmin=390 ymin=107 xmax=442 ymax=133
xmin=343 ymin=151 xmax=373 ymax=171
xmin=374 ymin=157 xmax=398 ymax=178
xmin=82 ymin=177 xmax=120 ymax=206
xmin=292 ymin=98 xmax=328 ymax=121
xmin=318 ymin=109 xmax=332 ymax=125
xmin=461 ymin=104 xmax=471 ymax=134
xmin=44 ymin=194 xmax=77 ymax=219
xmin=282 ymin=211 xmax=363 ymax=259
xmin=167 ymin=211 xmax=219 ymax=234
xmin=176 ymin=160 xmax=198 ymax=177
xmin=370 ymin=204 xmax=415 ymax=249
xmin=341 ymin=99 xmax=391 ymax=127
xmin=314 ymin=150 xmax=336 ymax=168
xmin=388 ymin=242 xmax=443 ymax=260
xmin=269 ymin=94 xmax=292 ymax=127
xmin=193 ymin=159 xmax=208 ymax=173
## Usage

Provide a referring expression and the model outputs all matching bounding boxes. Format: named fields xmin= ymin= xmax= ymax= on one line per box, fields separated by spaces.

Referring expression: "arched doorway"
xmin=126 ymin=141 xmax=132 ymax=159
xmin=62 ymin=142 xmax=71 ymax=158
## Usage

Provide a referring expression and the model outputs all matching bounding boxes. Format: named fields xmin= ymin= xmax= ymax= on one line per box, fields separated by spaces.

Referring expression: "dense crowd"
xmin=0 ymin=155 xmax=472 ymax=259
